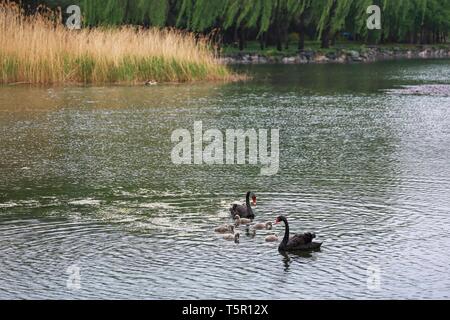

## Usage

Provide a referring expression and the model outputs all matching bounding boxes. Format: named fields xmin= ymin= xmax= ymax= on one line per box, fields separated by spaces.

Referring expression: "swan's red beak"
xmin=274 ymin=219 xmax=280 ymax=225
xmin=252 ymin=196 xmax=257 ymax=206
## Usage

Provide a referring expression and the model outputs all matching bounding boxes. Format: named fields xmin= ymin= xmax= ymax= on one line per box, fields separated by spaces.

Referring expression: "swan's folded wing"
xmin=230 ymin=203 xmax=241 ymax=214
xmin=289 ymin=233 xmax=314 ymax=246
xmin=235 ymin=204 xmax=248 ymax=214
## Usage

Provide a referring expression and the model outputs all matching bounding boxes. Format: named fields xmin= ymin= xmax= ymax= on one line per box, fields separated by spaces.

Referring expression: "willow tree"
xmin=221 ymin=0 xmax=311 ymax=51
xmin=81 ymin=0 xmax=169 ymax=26
xmin=347 ymin=0 xmax=379 ymax=43
xmin=221 ymin=0 xmax=262 ymax=50
xmin=129 ymin=0 xmax=169 ymax=26
xmin=417 ymin=0 xmax=450 ymax=44
xmin=175 ymin=0 xmax=226 ymax=31
xmin=313 ymin=0 xmax=359 ymax=48
xmin=232 ymin=0 xmax=275 ymax=50
xmin=82 ymin=0 xmax=126 ymax=26
xmin=286 ymin=0 xmax=312 ymax=50
xmin=178 ymin=0 xmax=275 ymax=51
xmin=18 ymin=0 xmax=450 ymax=46
xmin=311 ymin=0 xmax=335 ymax=48
xmin=379 ymin=0 xmax=411 ymax=42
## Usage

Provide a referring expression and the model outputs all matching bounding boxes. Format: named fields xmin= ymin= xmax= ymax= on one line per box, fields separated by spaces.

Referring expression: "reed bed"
xmin=0 ymin=1 xmax=234 ymax=85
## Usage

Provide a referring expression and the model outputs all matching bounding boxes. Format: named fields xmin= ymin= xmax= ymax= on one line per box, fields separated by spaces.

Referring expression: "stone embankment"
xmin=220 ymin=46 xmax=450 ymax=64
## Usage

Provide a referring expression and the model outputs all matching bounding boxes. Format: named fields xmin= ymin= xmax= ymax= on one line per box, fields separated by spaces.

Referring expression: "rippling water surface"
xmin=1 ymin=60 xmax=450 ymax=299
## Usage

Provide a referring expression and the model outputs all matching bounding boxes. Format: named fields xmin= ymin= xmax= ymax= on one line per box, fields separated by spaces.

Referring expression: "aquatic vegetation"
xmin=0 ymin=1 xmax=235 ymax=85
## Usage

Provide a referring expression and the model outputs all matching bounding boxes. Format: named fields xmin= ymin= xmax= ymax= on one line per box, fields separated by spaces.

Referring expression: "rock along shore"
xmin=220 ymin=46 xmax=450 ymax=64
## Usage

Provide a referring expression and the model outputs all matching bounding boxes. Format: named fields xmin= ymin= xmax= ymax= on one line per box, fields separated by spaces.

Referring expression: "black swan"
xmin=230 ymin=191 xmax=256 ymax=219
xmin=274 ymin=216 xmax=322 ymax=251
xmin=234 ymin=215 xmax=252 ymax=226
xmin=215 ymin=224 xmax=234 ymax=234
xmin=253 ymin=222 xmax=273 ymax=230
xmin=223 ymin=233 xmax=240 ymax=243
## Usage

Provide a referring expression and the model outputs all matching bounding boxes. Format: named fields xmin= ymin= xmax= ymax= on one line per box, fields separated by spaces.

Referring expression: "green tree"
xmin=15 ymin=0 xmax=450 ymax=47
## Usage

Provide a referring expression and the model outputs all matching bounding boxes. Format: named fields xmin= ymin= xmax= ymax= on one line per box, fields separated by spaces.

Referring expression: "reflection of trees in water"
xmin=386 ymin=84 xmax=450 ymax=97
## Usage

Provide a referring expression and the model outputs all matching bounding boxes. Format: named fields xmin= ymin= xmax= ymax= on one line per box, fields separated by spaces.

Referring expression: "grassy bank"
xmin=0 ymin=2 xmax=235 ymax=85
xmin=221 ymin=40 xmax=450 ymax=64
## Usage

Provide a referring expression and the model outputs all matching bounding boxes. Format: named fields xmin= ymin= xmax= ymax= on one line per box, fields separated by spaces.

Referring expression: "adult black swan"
xmin=274 ymin=216 xmax=322 ymax=252
xmin=230 ymin=191 xmax=256 ymax=219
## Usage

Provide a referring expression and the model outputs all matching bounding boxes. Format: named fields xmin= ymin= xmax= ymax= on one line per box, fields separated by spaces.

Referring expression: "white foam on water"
xmin=0 ymin=202 xmax=18 ymax=208
xmin=137 ymin=203 xmax=173 ymax=210
xmin=217 ymin=210 xmax=230 ymax=218
xmin=68 ymin=198 xmax=102 ymax=206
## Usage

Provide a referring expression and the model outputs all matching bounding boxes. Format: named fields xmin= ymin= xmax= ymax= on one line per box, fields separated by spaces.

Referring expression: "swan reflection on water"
xmin=279 ymin=250 xmax=319 ymax=272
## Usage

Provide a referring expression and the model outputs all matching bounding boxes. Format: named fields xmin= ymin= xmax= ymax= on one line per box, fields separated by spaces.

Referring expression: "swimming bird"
xmin=265 ymin=234 xmax=279 ymax=242
xmin=274 ymin=216 xmax=322 ymax=252
xmin=145 ymin=80 xmax=157 ymax=86
xmin=234 ymin=215 xmax=252 ymax=226
xmin=223 ymin=233 xmax=240 ymax=243
xmin=215 ymin=225 xmax=234 ymax=234
xmin=252 ymin=222 xmax=273 ymax=230
xmin=230 ymin=191 xmax=256 ymax=219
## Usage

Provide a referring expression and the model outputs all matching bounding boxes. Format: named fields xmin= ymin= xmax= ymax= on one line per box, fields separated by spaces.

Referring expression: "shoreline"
xmin=220 ymin=46 xmax=450 ymax=65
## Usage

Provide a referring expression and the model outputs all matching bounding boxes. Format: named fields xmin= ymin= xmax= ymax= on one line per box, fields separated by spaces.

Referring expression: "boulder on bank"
xmin=314 ymin=54 xmax=329 ymax=63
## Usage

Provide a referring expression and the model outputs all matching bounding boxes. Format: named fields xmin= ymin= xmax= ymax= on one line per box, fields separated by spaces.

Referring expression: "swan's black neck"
xmin=245 ymin=191 xmax=254 ymax=216
xmin=281 ymin=216 xmax=290 ymax=246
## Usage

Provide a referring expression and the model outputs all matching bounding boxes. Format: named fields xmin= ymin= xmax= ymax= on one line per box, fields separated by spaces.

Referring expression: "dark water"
xmin=1 ymin=60 xmax=450 ymax=299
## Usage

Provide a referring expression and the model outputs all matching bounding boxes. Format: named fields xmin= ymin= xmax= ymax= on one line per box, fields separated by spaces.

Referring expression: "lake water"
xmin=1 ymin=60 xmax=450 ymax=299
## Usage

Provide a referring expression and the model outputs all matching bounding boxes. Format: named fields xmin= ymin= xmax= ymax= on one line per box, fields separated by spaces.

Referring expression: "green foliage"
xmin=23 ymin=0 xmax=450 ymax=46
xmin=80 ymin=0 xmax=169 ymax=27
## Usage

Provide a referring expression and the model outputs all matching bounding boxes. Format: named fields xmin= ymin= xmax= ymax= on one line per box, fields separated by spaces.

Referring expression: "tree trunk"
xmin=274 ymin=0 xmax=282 ymax=51
xmin=260 ymin=32 xmax=265 ymax=50
xmin=233 ymin=27 xmax=238 ymax=45
xmin=285 ymin=31 xmax=289 ymax=50
xmin=320 ymin=0 xmax=338 ymax=49
xmin=276 ymin=32 xmax=283 ymax=51
xmin=238 ymin=27 xmax=245 ymax=51
xmin=298 ymin=13 xmax=305 ymax=51
xmin=275 ymin=19 xmax=283 ymax=51
xmin=427 ymin=30 xmax=432 ymax=44
xmin=321 ymin=31 xmax=330 ymax=48
xmin=331 ymin=31 xmax=338 ymax=46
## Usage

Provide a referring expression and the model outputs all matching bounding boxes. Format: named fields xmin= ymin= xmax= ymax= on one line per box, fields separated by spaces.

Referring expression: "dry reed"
xmin=0 ymin=1 xmax=235 ymax=85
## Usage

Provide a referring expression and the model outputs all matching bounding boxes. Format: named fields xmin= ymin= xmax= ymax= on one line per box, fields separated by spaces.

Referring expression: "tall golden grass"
xmin=0 ymin=1 xmax=234 ymax=85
